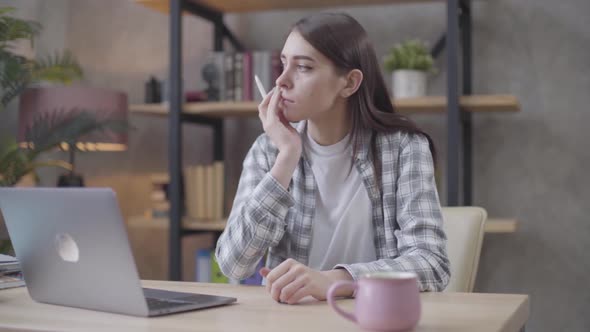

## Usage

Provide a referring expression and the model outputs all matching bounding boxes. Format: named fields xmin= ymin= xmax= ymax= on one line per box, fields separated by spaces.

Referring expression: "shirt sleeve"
xmin=335 ymin=133 xmax=451 ymax=292
xmin=215 ymin=135 xmax=295 ymax=280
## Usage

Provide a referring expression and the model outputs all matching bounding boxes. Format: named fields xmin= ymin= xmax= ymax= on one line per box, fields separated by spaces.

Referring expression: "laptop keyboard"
xmin=146 ymin=297 xmax=192 ymax=311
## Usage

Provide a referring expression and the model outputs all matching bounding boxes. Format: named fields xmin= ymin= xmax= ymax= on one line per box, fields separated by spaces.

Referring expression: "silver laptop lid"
xmin=0 ymin=187 xmax=149 ymax=316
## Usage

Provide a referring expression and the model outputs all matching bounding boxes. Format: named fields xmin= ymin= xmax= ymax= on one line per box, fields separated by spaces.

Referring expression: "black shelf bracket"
xmin=182 ymin=1 xmax=244 ymax=52
xmin=431 ymin=34 xmax=446 ymax=59
xmin=446 ymin=0 xmax=461 ymax=206
xmin=169 ymin=0 xmax=184 ymax=281
xmin=445 ymin=0 xmax=473 ymax=206
xmin=460 ymin=0 xmax=473 ymax=206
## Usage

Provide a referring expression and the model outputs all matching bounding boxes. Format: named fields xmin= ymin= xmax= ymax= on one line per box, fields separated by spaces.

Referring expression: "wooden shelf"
xmin=183 ymin=217 xmax=227 ymax=231
xmin=136 ymin=0 xmax=443 ymax=14
xmin=485 ymin=219 xmax=517 ymax=234
xmin=130 ymin=216 xmax=514 ymax=233
xmin=130 ymin=95 xmax=520 ymax=118
xmin=128 ymin=216 xmax=226 ymax=231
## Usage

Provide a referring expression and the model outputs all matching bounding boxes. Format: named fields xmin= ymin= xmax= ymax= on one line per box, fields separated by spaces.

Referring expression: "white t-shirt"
xmin=305 ymin=130 xmax=376 ymax=271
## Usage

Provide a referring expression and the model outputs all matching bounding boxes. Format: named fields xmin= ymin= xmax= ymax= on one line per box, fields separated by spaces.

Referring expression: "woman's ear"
xmin=340 ymin=69 xmax=363 ymax=98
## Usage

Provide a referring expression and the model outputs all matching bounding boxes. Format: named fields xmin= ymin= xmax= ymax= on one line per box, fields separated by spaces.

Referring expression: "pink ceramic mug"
xmin=327 ymin=272 xmax=421 ymax=331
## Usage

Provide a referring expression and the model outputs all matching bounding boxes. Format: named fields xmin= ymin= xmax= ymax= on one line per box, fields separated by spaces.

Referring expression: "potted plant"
xmin=383 ymin=39 xmax=435 ymax=99
xmin=0 ymin=7 xmax=127 ymax=254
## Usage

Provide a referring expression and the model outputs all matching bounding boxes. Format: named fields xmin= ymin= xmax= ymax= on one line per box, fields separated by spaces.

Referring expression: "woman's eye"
xmin=279 ymin=63 xmax=311 ymax=72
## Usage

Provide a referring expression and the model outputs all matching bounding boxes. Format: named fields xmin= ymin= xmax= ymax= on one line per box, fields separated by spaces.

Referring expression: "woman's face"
xmin=276 ymin=30 xmax=348 ymax=122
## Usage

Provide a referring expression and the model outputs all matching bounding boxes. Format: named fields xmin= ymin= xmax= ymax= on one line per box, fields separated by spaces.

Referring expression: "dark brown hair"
xmin=293 ymin=13 xmax=437 ymax=166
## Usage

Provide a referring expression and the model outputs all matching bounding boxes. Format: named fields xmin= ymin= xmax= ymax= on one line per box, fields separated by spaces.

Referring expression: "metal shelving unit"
xmin=137 ymin=0 xmax=519 ymax=280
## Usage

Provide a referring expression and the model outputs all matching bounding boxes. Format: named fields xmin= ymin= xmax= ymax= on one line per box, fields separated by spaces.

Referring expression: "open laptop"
xmin=0 ymin=187 xmax=236 ymax=317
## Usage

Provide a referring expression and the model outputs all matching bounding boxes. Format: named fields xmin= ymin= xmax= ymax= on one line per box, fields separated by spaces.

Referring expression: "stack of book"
xmin=184 ymin=162 xmax=224 ymax=221
xmin=146 ymin=173 xmax=170 ymax=218
xmin=194 ymin=249 xmax=263 ymax=286
xmin=0 ymin=254 xmax=24 ymax=290
xmin=206 ymin=50 xmax=281 ymax=102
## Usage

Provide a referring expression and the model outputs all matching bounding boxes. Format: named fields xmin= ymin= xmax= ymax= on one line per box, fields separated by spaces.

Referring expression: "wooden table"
xmin=0 ymin=280 xmax=529 ymax=332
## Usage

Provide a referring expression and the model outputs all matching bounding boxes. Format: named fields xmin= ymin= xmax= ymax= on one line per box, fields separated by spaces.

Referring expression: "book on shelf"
xmin=193 ymin=249 xmax=242 ymax=285
xmin=0 ymin=263 xmax=20 ymax=275
xmin=195 ymin=165 xmax=206 ymax=219
xmin=0 ymin=254 xmax=24 ymax=290
xmin=210 ymin=254 xmax=228 ymax=284
xmin=149 ymin=173 xmax=169 ymax=185
xmin=234 ymin=52 xmax=243 ymax=102
xmin=241 ymin=259 xmax=264 ymax=286
xmin=145 ymin=172 xmax=172 ymax=218
xmin=205 ymin=50 xmax=280 ymax=102
xmin=205 ymin=165 xmax=216 ymax=219
xmin=150 ymin=189 xmax=166 ymax=202
xmin=242 ymin=52 xmax=253 ymax=101
xmin=183 ymin=167 xmax=197 ymax=220
xmin=0 ymin=272 xmax=25 ymax=290
xmin=0 ymin=253 xmax=20 ymax=274
xmin=184 ymin=162 xmax=224 ymax=221
xmin=213 ymin=162 xmax=224 ymax=221
xmin=195 ymin=249 xmax=211 ymax=283
xmin=225 ymin=53 xmax=235 ymax=101
xmin=0 ymin=253 xmax=18 ymax=264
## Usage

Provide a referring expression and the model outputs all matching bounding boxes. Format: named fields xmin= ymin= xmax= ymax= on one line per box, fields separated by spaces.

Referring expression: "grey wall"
xmin=2 ymin=0 xmax=589 ymax=331
xmin=233 ymin=5 xmax=590 ymax=332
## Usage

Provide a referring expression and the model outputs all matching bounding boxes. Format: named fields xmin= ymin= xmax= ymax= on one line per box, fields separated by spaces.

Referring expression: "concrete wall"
xmin=233 ymin=5 xmax=590 ymax=331
xmin=1 ymin=0 xmax=588 ymax=330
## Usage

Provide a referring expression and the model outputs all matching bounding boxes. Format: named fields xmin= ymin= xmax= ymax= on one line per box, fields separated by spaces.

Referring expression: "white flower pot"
xmin=391 ymin=69 xmax=427 ymax=98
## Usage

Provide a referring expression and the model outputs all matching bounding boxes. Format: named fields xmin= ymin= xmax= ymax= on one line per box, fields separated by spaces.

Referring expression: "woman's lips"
xmin=281 ymin=95 xmax=295 ymax=103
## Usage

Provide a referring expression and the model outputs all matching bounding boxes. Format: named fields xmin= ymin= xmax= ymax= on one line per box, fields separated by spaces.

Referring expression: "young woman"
xmin=215 ymin=13 xmax=450 ymax=304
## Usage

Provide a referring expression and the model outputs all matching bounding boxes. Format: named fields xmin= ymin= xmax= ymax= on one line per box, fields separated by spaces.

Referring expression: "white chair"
xmin=441 ymin=207 xmax=487 ymax=292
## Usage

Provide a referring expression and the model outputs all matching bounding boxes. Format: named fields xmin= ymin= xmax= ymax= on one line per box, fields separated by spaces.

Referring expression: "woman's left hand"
xmin=259 ymin=258 xmax=353 ymax=304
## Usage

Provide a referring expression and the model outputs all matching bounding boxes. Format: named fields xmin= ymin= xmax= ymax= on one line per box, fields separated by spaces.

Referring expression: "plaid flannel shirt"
xmin=215 ymin=121 xmax=450 ymax=291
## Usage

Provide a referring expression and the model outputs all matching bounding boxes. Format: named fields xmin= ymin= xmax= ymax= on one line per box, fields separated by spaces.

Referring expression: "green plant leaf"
xmin=31 ymin=50 xmax=83 ymax=84
xmin=0 ymin=49 xmax=32 ymax=109
xmin=0 ymin=137 xmax=29 ymax=187
xmin=0 ymin=7 xmax=41 ymax=46
xmin=0 ymin=8 xmax=127 ymax=187
xmin=0 ymin=8 xmax=83 ymax=110
xmin=23 ymin=110 xmax=129 ymax=159
xmin=383 ymin=39 xmax=435 ymax=72
xmin=1 ymin=111 xmax=129 ymax=187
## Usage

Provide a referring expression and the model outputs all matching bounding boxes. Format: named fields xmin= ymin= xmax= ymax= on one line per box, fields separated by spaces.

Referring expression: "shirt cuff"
xmin=332 ymin=265 xmax=361 ymax=298
xmin=252 ymin=173 xmax=295 ymax=220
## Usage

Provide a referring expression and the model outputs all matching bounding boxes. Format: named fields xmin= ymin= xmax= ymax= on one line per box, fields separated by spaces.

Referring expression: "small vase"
xmin=392 ymin=69 xmax=427 ymax=98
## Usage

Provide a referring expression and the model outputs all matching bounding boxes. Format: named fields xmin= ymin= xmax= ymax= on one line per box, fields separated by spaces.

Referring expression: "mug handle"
xmin=327 ymin=281 xmax=358 ymax=323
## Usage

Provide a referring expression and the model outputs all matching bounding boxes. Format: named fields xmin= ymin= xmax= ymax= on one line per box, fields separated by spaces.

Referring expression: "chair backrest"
xmin=441 ymin=207 xmax=487 ymax=292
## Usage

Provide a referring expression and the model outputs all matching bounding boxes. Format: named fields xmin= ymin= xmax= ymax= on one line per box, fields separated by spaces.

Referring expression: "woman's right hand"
xmin=258 ymin=87 xmax=302 ymax=157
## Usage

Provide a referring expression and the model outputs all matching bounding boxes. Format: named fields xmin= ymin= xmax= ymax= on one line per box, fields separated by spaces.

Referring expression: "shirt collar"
xmin=295 ymin=120 xmax=372 ymax=162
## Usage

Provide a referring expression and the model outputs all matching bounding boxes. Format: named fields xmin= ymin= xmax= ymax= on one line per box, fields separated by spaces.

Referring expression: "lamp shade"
xmin=18 ymin=86 xmax=128 ymax=151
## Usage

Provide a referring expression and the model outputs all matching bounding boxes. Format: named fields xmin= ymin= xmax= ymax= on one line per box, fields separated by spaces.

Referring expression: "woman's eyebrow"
xmin=280 ymin=54 xmax=316 ymax=62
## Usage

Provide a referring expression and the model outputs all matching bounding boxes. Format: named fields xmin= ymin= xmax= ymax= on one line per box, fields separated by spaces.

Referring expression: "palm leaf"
xmin=0 ymin=8 xmax=83 ymax=110
xmin=31 ymin=50 xmax=83 ymax=84
xmin=0 ymin=50 xmax=32 ymax=110
xmin=1 ymin=110 xmax=129 ymax=186
xmin=0 ymin=138 xmax=28 ymax=186
xmin=23 ymin=109 xmax=129 ymax=160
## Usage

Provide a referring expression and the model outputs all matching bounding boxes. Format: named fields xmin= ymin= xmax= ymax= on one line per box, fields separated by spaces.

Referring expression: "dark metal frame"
xmin=460 ymin=0 xmax=473 ymax=206
xmin=168 ymin=0 xmax=238 ymax=280
xmin=169 ymin=0 xmax=183 ymax=281
xmin=167 ymin=0 xmax=474 ymax=280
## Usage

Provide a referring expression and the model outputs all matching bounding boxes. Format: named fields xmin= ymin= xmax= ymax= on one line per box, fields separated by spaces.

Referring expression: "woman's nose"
xmin=275 ymin=70 xmax=291 ymax=90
